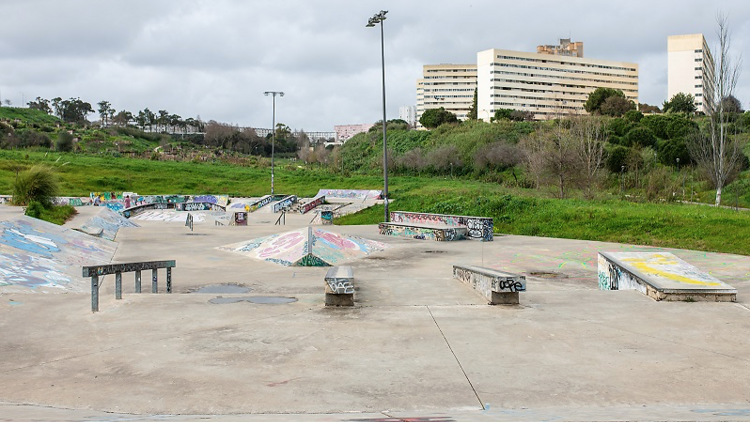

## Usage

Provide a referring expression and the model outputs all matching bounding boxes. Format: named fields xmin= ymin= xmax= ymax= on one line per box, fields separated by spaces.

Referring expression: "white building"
xmin=399 ymin=105 xmax=416 ymax=128
xmin=416 ymin=64 xmax=477 ymax=128
xmin=476 ymin=48 xmax=638 ymax=120
xmin=334 ymin=123 xmax=374 ymax=143
xmin=667 ymin=34 xmax=715 ymax=114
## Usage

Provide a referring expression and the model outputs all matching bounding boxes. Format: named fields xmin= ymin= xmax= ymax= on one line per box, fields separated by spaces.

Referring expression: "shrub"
xmin=56 ymin=131 xmax=74 ymax=152
xmin=25 ymin=200 xmax=45 ymax=218
xmin=605 ymin=145 xmax=630 ymax=173
xmin=12 ymin=165 xmax=59 ymax=207
xmin=623 ymin=126 xmax=656 ymax=148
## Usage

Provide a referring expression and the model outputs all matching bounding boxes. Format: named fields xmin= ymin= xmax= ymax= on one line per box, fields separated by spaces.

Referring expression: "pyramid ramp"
xmin=76 ymin=207 xmax=139 ymax=241
xmin=219 ymin=227 xmax=387 ymax=266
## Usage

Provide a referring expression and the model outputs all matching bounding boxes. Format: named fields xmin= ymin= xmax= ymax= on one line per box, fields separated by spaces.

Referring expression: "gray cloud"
xmin=1 ymin=0 xmax=749 ymax=130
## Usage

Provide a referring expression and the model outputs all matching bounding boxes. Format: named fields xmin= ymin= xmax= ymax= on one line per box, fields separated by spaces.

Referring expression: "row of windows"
xmin=491 ymin=62 xmax=638 ymax=79
xmin=426 ymin=69 xmax=476 ymax=73
xmin=490 ymin=77 xmax=638 ymax=95
xmin=495 ymin=55 xmax=637 ymax=72
xmin=491 ymin=102 xmax=580 ymax=111
xmin=491 ymin=93 xmax=586 ymax=104
xmin=423 ymin=76 xmax=476 ymax=80
xmin=490 ymin=70 xmax=638 ymax=87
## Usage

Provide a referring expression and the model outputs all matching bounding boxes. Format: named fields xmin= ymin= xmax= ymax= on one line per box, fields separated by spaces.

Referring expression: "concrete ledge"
xmin=324 ymin=266 xmax=354 ymax=306
xmin=452 ymin=264 xmax=526 ymax=305
xmin=598 ymin=252 xmax=737 ymax=302
xmin=390 ymin=211 xmax=493 ymax=241
xmin=378 ymin=222 xmax=467 ymax=241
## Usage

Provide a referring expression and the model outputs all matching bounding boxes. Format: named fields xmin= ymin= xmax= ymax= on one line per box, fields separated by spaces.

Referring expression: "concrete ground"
xmin=1 ymin=206 xmax=750 ymax=421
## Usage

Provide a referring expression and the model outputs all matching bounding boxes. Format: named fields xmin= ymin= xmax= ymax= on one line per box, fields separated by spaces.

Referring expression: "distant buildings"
xmin=537 ymin=38 xmax=584 ymax=58
xmin=667 ymin=34 xmax=715 ymax=114
xmin=416 ymin=64 xmax=477 ymax=128
xmin=335 ymin=123 xmax=374 ymax=143
xmin=399 ymin=105 xmax=416 ymax=128
xmin=413 ymin=40 xmax=638 ymax=123
xmin=476 ymin=47 xmax=638 ymax=121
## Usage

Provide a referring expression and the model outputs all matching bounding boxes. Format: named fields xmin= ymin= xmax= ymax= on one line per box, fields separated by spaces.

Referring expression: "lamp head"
xmin=264 ymin=92 xmax=270 ymax=96
xmin=280 ymin=92 xmax=285 ymax=97
xmin=366 ymin=18 xmax=376 ymax=27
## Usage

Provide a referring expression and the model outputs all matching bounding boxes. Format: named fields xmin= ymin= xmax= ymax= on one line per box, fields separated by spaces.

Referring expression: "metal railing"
xmin=83 ymin=260 xmax=176 ymax=313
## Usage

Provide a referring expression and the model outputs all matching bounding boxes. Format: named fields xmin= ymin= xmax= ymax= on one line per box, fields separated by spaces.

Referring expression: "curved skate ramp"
xmin=0 ymin=216 xmax=117 ymax=293
xmin=76 ymin=207 xmax=139 ymax=240
xmin=219 ymin=226 xmax=387 ymax=266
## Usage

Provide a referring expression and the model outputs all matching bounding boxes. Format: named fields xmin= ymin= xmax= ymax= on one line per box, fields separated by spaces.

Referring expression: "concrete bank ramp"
xmin=598 ymin=251 xmax=737 ymax=301
xmin=219 ymin=226 xmax=387 ymax=266
xmin=0 ymin=216 xmax=117 ymax=293
xmin=76 ymin=207 xmax=139 ymax=240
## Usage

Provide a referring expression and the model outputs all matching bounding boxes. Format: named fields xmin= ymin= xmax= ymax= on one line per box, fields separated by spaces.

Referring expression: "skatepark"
xmin=1 ymin=193 xmax=750 ymax=421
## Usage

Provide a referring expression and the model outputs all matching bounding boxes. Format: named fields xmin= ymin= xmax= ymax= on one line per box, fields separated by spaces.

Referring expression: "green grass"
xmin=0 ymin=107 xmax=62 ymax=126
xmin=1 ymin=149 xmax=749 ymax=255
xmin=34 ymin=205 xmax=77 ymax=225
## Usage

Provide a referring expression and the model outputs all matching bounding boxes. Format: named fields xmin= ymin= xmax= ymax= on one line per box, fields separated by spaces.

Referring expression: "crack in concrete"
xmin=426 ymin=305 xmax=485 ymax=411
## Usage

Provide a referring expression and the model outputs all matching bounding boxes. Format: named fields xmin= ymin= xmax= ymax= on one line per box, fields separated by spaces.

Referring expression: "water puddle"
xmin=208 ymin=296 xmax=298 ymax=305
xmin=193 ymin=284 xmax=251 ymax=294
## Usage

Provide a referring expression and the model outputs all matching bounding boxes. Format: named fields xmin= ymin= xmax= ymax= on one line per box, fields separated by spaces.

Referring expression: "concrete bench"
xmin=452 ymin=264 xmax=526 ymax=305
xmin=378 ymin=222 xmax=467 ymax=241
xmin=324 ymin=266 xmax=354 ymax=306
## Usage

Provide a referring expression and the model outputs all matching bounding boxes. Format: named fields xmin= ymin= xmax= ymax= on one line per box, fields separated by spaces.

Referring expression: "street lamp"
xmin=620 ymin=165 xmax=626 ymax=196
xmin=367 ymin=10 xmax=389 ymax=222
xmin=264 ymin=91 xmax=284 ymax=196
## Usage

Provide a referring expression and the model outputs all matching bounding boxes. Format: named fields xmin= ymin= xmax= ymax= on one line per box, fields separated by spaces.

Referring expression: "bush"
xmin=12 ymin=165 xmax=59 ymax=207
xmin=25 ymin=200 xmax=45 ymax=218
xmin=623 ymin=126 xmax=656 ymax=148
xmin=605 ymin=145 xmax=630 ymax=173
xmin=623 ymin=110 xmax=644 ymax=123
xmin=56 ymin=131 xmax=74 ymax=152
xmin=657 ymin=138 xmax=690 ymax=166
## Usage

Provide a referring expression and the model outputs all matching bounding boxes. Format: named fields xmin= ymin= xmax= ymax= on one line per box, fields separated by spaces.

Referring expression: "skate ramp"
xmin=219 ymin=227 xmax=387 ymax=266
xmin=0 ymin=216 xmax=117 ymax=293
xmin=76 ymin=207 xmax=139 ymax=240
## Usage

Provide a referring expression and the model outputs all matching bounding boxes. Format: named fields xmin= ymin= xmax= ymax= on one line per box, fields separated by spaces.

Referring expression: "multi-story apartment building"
xmin=476 ymin=48 xmax=638 ymax=121
xmin=667 ymin=34 xmax=715 ymax=114
xmin=537 ymin=38 xmax=584 ymax=58
xmin=399 ymin=105 xmax=417 ymax=128
xmin=416 ymin=64 xmax=477 ymax=129
xmin=334 ymin=123 xmax=373 ymax=143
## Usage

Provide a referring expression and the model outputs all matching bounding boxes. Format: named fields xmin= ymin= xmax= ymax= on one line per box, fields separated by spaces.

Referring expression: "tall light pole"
xmin=367 ymin=10 xmax=389 ymax=222
xmin=264 ymin=91 xmax=284 ymax=196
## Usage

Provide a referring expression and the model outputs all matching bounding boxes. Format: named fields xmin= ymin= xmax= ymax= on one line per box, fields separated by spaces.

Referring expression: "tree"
xmin=599 ymin=96 xmax=635 ymax=117
xmin=56 ymin=98 xmax=93 ymax=123
xmin=638 ymin=103 xmax=662 ymax=114
xmin=520 ymin=120 xmax=577 ymax=198
xmin=27 ymin=97 xmax=52 ymax=114
xmin=663 ymin=92 xmax=697 ymax=114
xmin=569 ymin=116 xmax=607 ymax=198
xmin=687 ymin=14 xmax=744 ymax=206
xmin=584 ymin=88 xmax=626 ymax=114
xmin=419 ymin=107 xmax=458 ymax=129
xmin=493 ymin=108 xmax=513 ymax=121
xmin=720 ymin=95 xmax=744 ymax=114
xmin=97 ymin=101 xmax=112 ymax=126
xmin=467 ymin=88 xmax=478 ymax=120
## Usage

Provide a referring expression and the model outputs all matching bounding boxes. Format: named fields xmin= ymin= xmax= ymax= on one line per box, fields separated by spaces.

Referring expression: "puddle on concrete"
xmin=423 ymin=250 xmax=447 ymax=254
xmin=208 ymin=296 xmax=298 ymax=305
xmin=193 ymin=284 xmax=251 ymax=294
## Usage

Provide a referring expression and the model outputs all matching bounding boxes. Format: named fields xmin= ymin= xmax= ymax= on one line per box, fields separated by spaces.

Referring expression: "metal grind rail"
xmin=83 ymin=260 xmax=176 ymax=312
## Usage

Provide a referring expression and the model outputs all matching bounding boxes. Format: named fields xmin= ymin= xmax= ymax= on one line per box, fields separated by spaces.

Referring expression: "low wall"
xmin=378 ymin=222 xmax=466 ymax=241
xmin=300 ymin=195 xmax=325 ymax=214
xmin=273 ymin=195 xmax=298 ymax=213
xmin=390 ymin=211 xmax=493 ymax=241
xmin=175 ymin=202 xmax=226 ymax=212
xmin=249 ymin=195 xmax=274 ymax=212
xmin=317 ymin=189 xmax=382 ymax=200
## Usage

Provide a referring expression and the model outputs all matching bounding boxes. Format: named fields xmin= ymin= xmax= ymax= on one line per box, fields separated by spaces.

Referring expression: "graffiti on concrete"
xmin=378 ymin=223 xmax=466 ymax=242
xmin=82 ymin=260 xmax=176 ymax=277
xmin=0 ymin=253 xmax=72 ymax=289
xmin=326 ymin=279 xmax=354 ymax=294
xmin=390 ymin=211 xmax=493 ymax=241
xmin=317 ymin=189 xmax=383 ymax=200
xmin=273 ymin=195 xmax=298 ymax=213
xmin=299 ymin=195 xmax=325 ymax=214
xmin=453 ymin=265 xmax=526 ymax=299
xmin=249 ymin=195 xmax=274 ymax=212
xmin=175 ymin=202 xmax=225 ymax=212
xmin=79 ymin=208 xmax=139 ymax=241
xmin=321 ymin=210 xmax=333 ymax=225
xmin=220 ymin=227 xmax=387 ymax=266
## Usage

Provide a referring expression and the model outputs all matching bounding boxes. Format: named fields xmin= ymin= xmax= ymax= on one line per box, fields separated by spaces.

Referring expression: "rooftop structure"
xmin=537 ymin=38 xmax=584 ymax=58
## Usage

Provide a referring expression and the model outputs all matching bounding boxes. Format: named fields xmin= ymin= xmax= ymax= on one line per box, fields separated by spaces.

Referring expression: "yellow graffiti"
xmin=623 ymin=254 xmax=722 ymax=287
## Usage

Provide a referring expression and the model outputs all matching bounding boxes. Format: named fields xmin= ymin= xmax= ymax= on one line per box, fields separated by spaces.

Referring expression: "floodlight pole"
xmin=367 ymin=10 xmax=389 ymax=222
xmin=264 ymin=91 xmax=284 ymax=196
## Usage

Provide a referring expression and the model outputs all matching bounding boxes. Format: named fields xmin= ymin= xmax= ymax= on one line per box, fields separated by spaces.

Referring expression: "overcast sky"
xmin=1 ymin=0 xmax=749 ymax=132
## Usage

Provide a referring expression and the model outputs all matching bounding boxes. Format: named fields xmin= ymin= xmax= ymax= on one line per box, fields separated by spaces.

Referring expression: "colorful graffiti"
xmin=390 ymin=211 xmax=493 ymax=241
xmin=598 ymin=252 xmax=737 ymax=295
xmin=78 ymin=207 xmax=139 ymax=241
xmin=175 ymin=202 xmax=225 ymax=212
xmin=299 ymin=195 xmax=325 ymax=214
xmin=220 ymin=227 xmax=387 ymax=266
xmin=248 ymin=195 xmax=274 ymax=212
xmin=0 ymin=217 xmax=117 ymax=291
xmin=378 ymin=222 xmax=466 ymax=241
xmin=273 ymin=195 xmax=298 ymax=213
xmin=316 ymin=189 xmax=383 ymax=200
xmin=321 ymin=210 xmax=333 ymax=225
